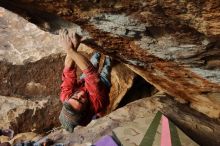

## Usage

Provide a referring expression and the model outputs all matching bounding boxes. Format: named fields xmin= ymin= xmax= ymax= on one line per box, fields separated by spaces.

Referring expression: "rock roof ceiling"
xmin=0 ymin=0 xmax=220 ymax=118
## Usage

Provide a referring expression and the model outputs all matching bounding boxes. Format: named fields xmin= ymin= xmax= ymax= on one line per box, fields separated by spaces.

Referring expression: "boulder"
xmin=42 ymin=92 xmax=220 ymax=145
xmin=0 ymin=95 xmax=62 ymax=134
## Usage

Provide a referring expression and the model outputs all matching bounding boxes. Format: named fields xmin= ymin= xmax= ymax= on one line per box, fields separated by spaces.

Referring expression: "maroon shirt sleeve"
xmin=60 ymin=67 xmax=77 ymax=103
xmin=82 ymin=65 xmax=109 ymax=113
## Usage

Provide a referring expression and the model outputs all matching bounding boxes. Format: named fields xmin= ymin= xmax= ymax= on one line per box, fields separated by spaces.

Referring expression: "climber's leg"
xmin=100 ymin=56 xmax=112 ymax=88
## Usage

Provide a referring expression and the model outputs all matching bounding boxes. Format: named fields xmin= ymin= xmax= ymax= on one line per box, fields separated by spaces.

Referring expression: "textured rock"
xmin=2 ymin=0 xmax=220 ymax=37
xmin=0 ymin=95 xmax=45 ymax=129
xmin=113 ymin=114 xmax=199 ymax=146
xmin=0 ymin=7 xmax=62 ymax=65
xmin=10 ymin=132 xmax=40 ymax=145
xmin=41 ymin=93 xmax=220 ymax=145
xmin=0 ymin=136 xmax=10 ymax=143
xmin=0 ymin=95 xmax=62 ymax=134
xmin=126 ymin=64 xmax=220 ymax=118
xmin=108 ymin=63 xmax=136 ymax=112
xmin=159 ymin=0 xmax=220 ymax=37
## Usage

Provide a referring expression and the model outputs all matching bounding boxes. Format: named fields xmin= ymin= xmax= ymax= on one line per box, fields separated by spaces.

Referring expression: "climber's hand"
xmin=59 ymin=29 xmax=75 ymax=53
xmin=69 ymin=31 xmax=82 ymax=50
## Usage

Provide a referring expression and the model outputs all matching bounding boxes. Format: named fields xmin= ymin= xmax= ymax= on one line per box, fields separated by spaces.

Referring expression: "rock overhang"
xmin=0 ymin=0 xmax=220 ymax=127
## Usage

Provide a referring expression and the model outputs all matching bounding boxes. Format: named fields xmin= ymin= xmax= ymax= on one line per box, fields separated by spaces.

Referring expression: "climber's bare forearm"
xmin=67 ymin=49 xmax=92 ymax=71
xmin=64 ymin=54 xmax=75 ymax=69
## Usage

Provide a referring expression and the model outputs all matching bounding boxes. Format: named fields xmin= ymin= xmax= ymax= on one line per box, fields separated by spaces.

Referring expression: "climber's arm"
xmin=60 ymin=55 xmax=77 ymax=102
xmin=60 ymin=29 xmax=92 ymax=71
xmin=64 ymin=54 xmax=75 ymax=69
xmin=59 ymin=29 xmax=80 ymax=102
xmin=67 ymin=48 xmax=92 ymax=71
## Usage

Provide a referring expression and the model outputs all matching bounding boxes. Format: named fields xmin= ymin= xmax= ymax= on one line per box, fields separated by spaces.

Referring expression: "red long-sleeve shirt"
xmin=60 ymin=65 xmax=110 ymax=125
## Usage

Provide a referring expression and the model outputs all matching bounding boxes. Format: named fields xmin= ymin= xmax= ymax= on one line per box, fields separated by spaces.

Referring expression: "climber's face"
xmin=67 ymin=90 xmax=88 ymax=111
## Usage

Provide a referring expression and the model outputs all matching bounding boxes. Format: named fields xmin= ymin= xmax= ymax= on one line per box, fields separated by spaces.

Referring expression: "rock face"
xmin=107 ymin=63 xmax=136 ymax=112
xmin=0 ymin=0 xmax=219 ymax=118
xmin=0 ymin=95 xmax=62 ymax=134
xmin=0 ymin=0 xmax=220 ymax=145
xmin=43 ymin=93 xmax=219 ymax=145
xmin=0 ymin=7 xmax=62 ymax=65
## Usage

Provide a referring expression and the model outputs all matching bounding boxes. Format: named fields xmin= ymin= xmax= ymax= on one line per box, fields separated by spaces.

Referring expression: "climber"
xmin=58 ymin=29 xmax=112 ymax=132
